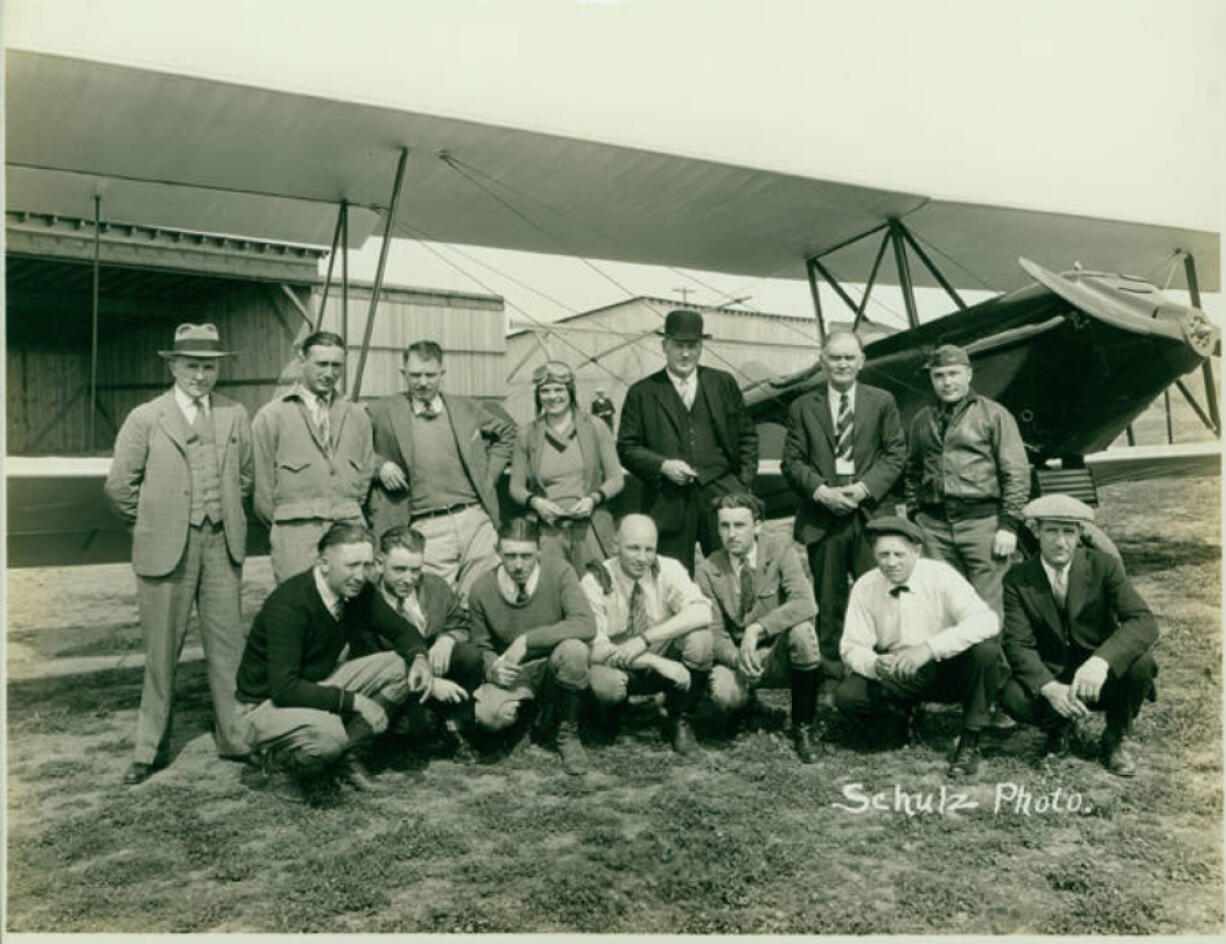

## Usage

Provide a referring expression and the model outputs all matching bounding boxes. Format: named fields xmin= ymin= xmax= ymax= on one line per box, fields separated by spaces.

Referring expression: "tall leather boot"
xmin=554 ymin=685 xmax=590 ymax=776
xmin=789 ymin=667 xmax=822 ymax=764
xmin=664 ymin=670 xmax=707 ymax=757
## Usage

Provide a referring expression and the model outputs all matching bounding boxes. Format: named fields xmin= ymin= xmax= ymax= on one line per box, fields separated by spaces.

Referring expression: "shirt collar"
xmin=666 ymin=368 xmax=696 ymax=390
xmin=496 ymin=563 xmax=540 ymax=603
xmin=173 ymin=385 xmax=209 ymax=415
xmin=1040 ymin=557 xmax=1071 ymax=586
xmin=377 ymin=578 xmax=418 ymax=610
xmin=732 ymin=543 xmax=758 ymax=573
xmin=290 ymin=382 xmax=334 ymax=406
xmin=313 ymin=567 xmax=344 ymax=618
xmin=411 ymin=395 xmax=445 ymax=417
xmin=613 ymin=558 xmax=660 ymax=589
xmin=827 ymin=382 xmax=856 ymax=406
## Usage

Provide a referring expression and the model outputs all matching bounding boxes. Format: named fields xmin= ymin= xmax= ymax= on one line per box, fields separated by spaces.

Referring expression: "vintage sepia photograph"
xmin=4 ymin=0 xmax=1224 ymax=936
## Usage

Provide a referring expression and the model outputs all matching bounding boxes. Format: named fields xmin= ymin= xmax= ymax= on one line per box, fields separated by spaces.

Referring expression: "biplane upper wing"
xmin=5 ymin=50 xmax=1220 ymax=291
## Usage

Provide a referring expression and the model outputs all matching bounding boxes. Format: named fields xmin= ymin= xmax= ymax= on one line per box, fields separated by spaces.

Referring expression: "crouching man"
xmin=354 ymin=526 xmax=486 ymax=759
xmin=696 ymin=493 xmax=823 ymax=764
xmin=836 ymin=516 xmax=1002 ymax=777
xmin=582 ymin=514 xmax=714 ymax=756
xmin=467 ymin=517 xmax=596 ymax=775
xmin=1000 ymin=495 xmax=1158 ymax=776
xmin=235 ymin=523 xmax=432 ymax=802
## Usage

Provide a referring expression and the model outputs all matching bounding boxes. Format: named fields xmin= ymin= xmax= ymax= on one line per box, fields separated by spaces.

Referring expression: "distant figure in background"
xmin=782 ymin=329 xmax=906 ymax=681
xmin=904 ymin=343 xmax=1029 ymax=616
xmin=1000 ymin=495 xmax=1158 ymax=777
xmin=617 ymin=309 xmax=758 ymax=574
xmin=509 ymin=361 xmax=624 ymax=574
xmin=104 ymin=323 xmax=254 ymax=785
xmin=590 ymin=388 xmax=616 ymax=429
xmin=367 ymin=340 xmax=516 ymax=601
xmin=252 ymin=330 xmax=374 ymax=584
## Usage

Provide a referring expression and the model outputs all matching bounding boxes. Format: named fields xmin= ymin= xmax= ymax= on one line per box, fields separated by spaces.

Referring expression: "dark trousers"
xmin=806 ymin=513 xmax=876 ymax=674
xmin=834 ymin=640 xmax=1005 ymax=731
xmin=1000 ymin=651 xmax=1157 ymax=736
xmin=656 ymin=480 xmax=732 ymax=575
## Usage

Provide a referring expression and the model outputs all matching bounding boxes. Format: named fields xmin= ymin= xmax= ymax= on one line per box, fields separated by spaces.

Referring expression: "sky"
xmin=6 ymin=0 xmax=1224 ymax=326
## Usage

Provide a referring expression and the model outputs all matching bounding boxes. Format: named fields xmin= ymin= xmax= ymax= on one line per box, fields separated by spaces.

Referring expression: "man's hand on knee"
xmin=353 ymin=694 xmax=388 ymax=734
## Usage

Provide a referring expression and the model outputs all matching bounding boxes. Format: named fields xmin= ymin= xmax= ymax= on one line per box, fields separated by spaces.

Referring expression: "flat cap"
xmin=1022 ymin=493 xmax=1095 ymax=524
xmin=865 ymin=515 xmax=924 ymax=544
xmin=926 ymin=343 xmax=970 ymax=368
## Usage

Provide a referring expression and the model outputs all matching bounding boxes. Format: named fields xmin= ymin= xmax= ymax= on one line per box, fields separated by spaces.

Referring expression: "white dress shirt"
xmin=827 ymin=383 xmax=857 ymax=475
xmin=496 ymin=563 xmax=541 ymax=604
xmin=667 ymin=369 xmax=698 ymax=410
xmin=411 ymin=395 xmax=445 ymax=418
xmin=840 ymin=558 xmax=999 ymax=679
xmin=581 ymin=555 xmax=711 ymax=658
xmin=173 ymin=385 xmax=210 ymax=426
xmin=1041 ymin=558 xmax=1072 ymax=608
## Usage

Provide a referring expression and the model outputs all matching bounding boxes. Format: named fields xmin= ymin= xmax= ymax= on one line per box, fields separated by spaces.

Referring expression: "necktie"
xmin=316 ymin=395 xmax=332 ymax=452
xmin=418 ymin=400 xmax=440 ymax=420
xmin=739 ymin=563 xmax=755 ymax=622
xmin=331 ymin=598 xmax=345 ymax=622
xmin=889 ymin=584 xmax=911 ymax=599
xmin=190 ymin=397 xmax=206 ymax=430
xmin=515 ymin=582 xmax=529 ymax=605
xmin=1052 ymin=569 xmax=1068 ymax=610
xmin=679 ymin=376 xmax=696 ymax=410
xmin=628 ymin=581 xmax=649 ymax=639
xmin=835 ymin=392 xmax=853 ymax=462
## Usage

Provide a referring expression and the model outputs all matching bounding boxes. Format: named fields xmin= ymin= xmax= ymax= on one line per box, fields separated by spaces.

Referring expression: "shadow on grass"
xmin=1116 ymin=536 xmax=1220 ymax=577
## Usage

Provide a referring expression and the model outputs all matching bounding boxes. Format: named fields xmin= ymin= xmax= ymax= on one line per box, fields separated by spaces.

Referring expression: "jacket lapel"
xmin=573 ymin=413 xmax=601 ymax=493
xmin=443 ymin=394 xmax=482 ymax=484
xmin=1064 ymin=548 xmax=1090 ymax=622
xmin=812 ymin=390 xmax=836 ymax=450
xmin=851 ymin=386 xmax=874 ymax=463
xmin=156 ymin=390 xmax=190 ymax=455
xmin=389 ymin=393 xmax=417 ymax=468
xmin=1025 ymin=557 xmax=1065 ymax=638
xmin=213 ymin=399 xmax=236 ymax=464
xmin=651 ymin=371 xmax=687 ymax=440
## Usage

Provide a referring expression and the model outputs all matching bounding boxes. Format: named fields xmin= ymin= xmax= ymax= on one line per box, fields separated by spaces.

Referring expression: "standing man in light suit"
xmin=252 ymin=330 xmax=375 ymax=584
xmin=105 ymin=323 xmax=254 ymax=785
xmin=367 ymin=340 xmax=517 ymax=601
xmin=782 ymin=330 xmax=906 ymax=681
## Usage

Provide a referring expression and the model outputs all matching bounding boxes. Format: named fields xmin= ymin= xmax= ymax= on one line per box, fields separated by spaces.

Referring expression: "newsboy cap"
xmin=1022 ymin=493 xmax=1095 ymax=524
xmin=158 ymin=323 xmax=233 ymax=359
xmin=865 ymin=516 xmax=924 ymax=544
xmin=926 ymin=343 xmax=971 ymax=369
xmin=658 ymin=309 xmax=712 ymax=341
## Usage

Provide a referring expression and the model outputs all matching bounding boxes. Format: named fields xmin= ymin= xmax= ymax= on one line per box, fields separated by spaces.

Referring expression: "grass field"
xmin=5 ymin=474 xmax=1222 ymax=933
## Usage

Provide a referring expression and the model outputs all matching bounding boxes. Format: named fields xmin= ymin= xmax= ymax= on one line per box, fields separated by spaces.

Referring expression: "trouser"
xmin=655 ymin=478 xmax=738 ymax=575
xmin=539 ymin=518 xmax=605 ymax=576
xmin=709 ymin=622 xmax=822 ymax=726
xmin=237 ymin=652 xmax=410 ymax=772
xmin=589 ymin=629 xmax=714 ymax=705
xmin=472 ymin=639 xmax=591 ymax=731
xmin=269 ymin=516 xmax=365 ymax=585
xmin=915 ymin=511 xmax=1008 ymax=616
xmin=999 ymin=651 xmax=1157 ymax=736
xmin=133 ymin=521 xmax=247 ymax=765
xmin=834 ymin=639 xmax=1005 ymax=732
xmin=807 ymin=513 xmax=877 ymax=676
xmin=410 ymin=504 xmax=499 ymax=603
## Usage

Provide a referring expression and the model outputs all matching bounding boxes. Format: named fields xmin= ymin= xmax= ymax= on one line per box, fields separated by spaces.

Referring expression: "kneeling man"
xmin=235 ymin=523 xmax=432 ymax=801
xmin=1000 ymin=495 xmax=1158 ymax=776
xmin=836 ymin=517 xmax=1002 ymax=776
xmin=697 ymin=493 xmax=823 ymax=763
xmin=468 ymin=517 xmax=596 ymax=774
xmin=583 ymin=514 xmax=714 ymax=755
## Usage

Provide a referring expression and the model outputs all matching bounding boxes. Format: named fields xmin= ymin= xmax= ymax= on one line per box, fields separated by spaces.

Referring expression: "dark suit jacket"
xmin=616 ymin=366 xmax=758 ymax=532
xmin=1002 ymin=547 xmax=1158 ymax=696
xmin=781 ymin=382 xmax=905 ymax=545
xmin=354 ymin=573 xmax=469 ymax=658
xmin=366 ymin=392 xmax=516 ymax=537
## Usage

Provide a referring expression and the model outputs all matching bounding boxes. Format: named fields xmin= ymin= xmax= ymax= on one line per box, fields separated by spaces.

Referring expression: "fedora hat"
xmin=657 ymin=309 xmax=712 ymax=341
xmin=158 ymin=323 xmax=233 ymax=359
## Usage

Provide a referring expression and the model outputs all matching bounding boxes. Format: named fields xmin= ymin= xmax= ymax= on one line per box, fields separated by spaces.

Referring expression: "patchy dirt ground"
xmin=5 ymin=475 xmax=1222 ymax=933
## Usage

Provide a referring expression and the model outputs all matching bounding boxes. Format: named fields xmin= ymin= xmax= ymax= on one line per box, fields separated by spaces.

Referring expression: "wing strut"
xmin=89 ymin=193 xmax=101 ymax=451
xmin=314 ymin=201 xmax=346 ymax=332
xmin=352 ymin=148 xmax=410 ymax=400
xmin=888 ymin=219 xmax=920 ymax=329
xmin=1183 ymin=250 xmax=1221 ymax=434
xmin=853 ymin=230 xmax=892 ymax=331
xmin=804 ymin=258 xmax=826 ymax=343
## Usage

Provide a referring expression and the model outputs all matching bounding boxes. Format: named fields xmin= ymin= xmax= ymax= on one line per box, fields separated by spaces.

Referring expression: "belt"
xmin=921 ymin=498 xmax=998 ymax=521
xmin=411 ymin=501 xmax=481 ymax=522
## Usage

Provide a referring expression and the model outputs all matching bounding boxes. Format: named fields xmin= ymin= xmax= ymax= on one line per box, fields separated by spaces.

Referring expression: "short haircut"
xmin=404 ymin=340 xmax=444 ymax=364
xmin=714 ymin=491 xmax=765 ymax=522
xmin=498 ymin=516 xmax=540 ymax=545
xmin=823 ymin=329 xmax=863 ymax=353
xmin=300 ymin=330 xmax=346 ymax=357
xmin=379 ymin=526 xmax=426 ymax=555
xmin=317 ymin=521 xmax=375 ymax=554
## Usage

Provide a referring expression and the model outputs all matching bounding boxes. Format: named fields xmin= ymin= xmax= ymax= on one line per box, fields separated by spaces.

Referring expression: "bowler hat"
xmin=926 ymin=344 xmax=971 ymax=369
xmin=158 ymin=323 xmax=233 ymax=359
xmin=865 ymin=516 xmax=924 ymax=544
xmin=1022 ymin=493 xmax=1095 ymax=524
xmin=658 ymin=309 xmax=712 ymax=341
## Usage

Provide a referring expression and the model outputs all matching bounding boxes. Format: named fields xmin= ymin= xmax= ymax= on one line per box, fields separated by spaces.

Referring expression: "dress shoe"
xmin=556 ymin=720 xmax=590 ymax=776
xmin=436 ymin=721 xmax=480 ymax=765
xmin=1100 ymin=735 xmax=1137 ymax=778
xmin=339 ymin=754 xmax=388 ymax=792
xmin=122 ymin=761 xmax=159 ymax=785
xmin=1038 ymin=725 xmax=1072 ymax=762
xmin=669 ymin=718 xmax=701 ymax=757
xmin=946 ymin=736 xmax=981 ymax=777
xmin=987 ymin=705 xmax=1017 ymax=731
xmin=791 ymin=724 xmax=822 ymax=765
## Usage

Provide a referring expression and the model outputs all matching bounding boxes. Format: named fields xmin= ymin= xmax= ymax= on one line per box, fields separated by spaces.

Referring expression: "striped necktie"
xmin=835 ymin=392 xmax=853 ymax=463
xmin=628 ymin=581 xmax=649 ymax=638
xmin=316 ymin=396 xmax=332 ymax=452
xmin=739 ymin=562 xmax=755 ymax=622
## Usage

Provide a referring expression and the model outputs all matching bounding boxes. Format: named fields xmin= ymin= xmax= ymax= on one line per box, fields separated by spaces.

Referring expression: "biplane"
xmin=4 ymin=49 xmax=1221 ymax=566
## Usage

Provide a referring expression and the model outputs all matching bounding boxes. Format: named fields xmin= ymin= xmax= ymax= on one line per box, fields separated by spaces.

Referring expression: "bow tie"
xmin=889 ymin=585 xmax=911 ymax=598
